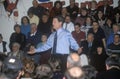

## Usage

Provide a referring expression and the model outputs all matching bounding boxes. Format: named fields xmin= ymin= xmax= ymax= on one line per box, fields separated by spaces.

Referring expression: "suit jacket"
xmin=80 ymin=40 xmax=98 ymax=56
xmin=27 ymin=31 xmax=41 ymax=46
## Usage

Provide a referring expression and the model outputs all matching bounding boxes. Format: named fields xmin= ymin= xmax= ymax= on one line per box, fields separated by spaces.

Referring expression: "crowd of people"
xmin=0 ymin=0 xmax=120 ymax=79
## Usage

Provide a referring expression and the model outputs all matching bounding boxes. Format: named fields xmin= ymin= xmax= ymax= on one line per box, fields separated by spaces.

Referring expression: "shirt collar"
xmin=56 ymin=27 xmax=63 ymax=35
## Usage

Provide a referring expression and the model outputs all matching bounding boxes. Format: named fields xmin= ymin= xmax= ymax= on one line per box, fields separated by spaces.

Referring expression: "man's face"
xmin=113 ymin=25 xmax=119 ymax=33
xmin=92 ymin=22 xmax=99 ymax=30
xmin=42 ymin=15 xmax=48 ymax=23
xmin=74 ymin=25 xmax=80 ymax=32
xmin=114 ymin=35 xmax=120 ymax=43
xmin=87 ymin=34 xmax=94 ymax=42
xmin=32 ymin=0 xmax=38 ymax=7
xmin=52 ymin=18 xmax=62 ymax=30
xmin=12 ymin=45 xmax=19 ymax=52
xmin=65 ymin=16 xmax=71 ymax=23
xmin=31 ymin=25 xmax=37 ymax=33
xmin=70 ymin=0 xmax=75 ymax=6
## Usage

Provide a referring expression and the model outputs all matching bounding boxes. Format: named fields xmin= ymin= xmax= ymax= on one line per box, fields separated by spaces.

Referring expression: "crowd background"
xmin=0 ymin=0 xmax=120 ymax=79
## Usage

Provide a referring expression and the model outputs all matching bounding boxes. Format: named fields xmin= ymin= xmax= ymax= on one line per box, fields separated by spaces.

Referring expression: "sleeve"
xmin=35 ymin=34 xmax=53 ymax=53
xmin=68 ymin=32 xmax=79 ymax=51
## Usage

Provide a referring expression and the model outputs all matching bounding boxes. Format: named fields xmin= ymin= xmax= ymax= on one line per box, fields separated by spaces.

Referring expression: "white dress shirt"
xmin=63 ymin=22 xmax=75 ymax=33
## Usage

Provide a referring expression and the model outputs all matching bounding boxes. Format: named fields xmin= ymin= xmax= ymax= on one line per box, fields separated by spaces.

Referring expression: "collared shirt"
xmin=63 ymin=22 xmax=75 ymax=33
xmin=35 ymin=28 xmax=79 ymax=54
xmin=30 ymin=31 xmax=37 ymax=36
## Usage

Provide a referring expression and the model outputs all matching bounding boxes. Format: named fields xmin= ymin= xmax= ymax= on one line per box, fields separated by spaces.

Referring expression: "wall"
xmin=0 ymin=0 xmax=119 ymax=44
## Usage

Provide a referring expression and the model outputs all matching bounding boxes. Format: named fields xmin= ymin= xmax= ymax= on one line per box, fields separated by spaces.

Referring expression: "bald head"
xmin=65 ymin=66 xmax=84 ymax=79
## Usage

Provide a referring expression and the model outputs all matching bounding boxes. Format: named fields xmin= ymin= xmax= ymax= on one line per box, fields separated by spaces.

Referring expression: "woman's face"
xmin=23 ymin=17 xmax=28 ymax=24
xmin=15 ymin=27 xmax=21 ymax=33
xmin=98 ymin=11 xmax=103 ymax=18
xmin=97 ymin=47 xmax=103 ymax=55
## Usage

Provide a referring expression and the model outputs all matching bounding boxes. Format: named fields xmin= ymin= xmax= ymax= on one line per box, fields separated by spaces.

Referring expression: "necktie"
xmin=52 ymin=31 xmax=57 ymax=54
xmin=65 ymin=23 xmax=68 ymax=30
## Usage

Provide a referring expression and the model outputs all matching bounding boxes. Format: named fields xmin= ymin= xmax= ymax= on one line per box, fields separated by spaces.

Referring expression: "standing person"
xmin=28 ymin=15 xmax=82 ymax=72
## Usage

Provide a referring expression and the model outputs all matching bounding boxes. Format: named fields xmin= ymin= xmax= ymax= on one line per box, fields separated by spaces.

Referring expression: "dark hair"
xmin=14 ymin=24 xmax=20 ymax=31
xmin=114 ymin=34 xmax=120 ymax=38
xmin=104 ymin=18 xmax=113 ymax=26
xmin=74 ymin=23 xmax=81 ymax=27
xmin=106 ymin=56 xmax=120 ymax=67
xmin=82 ymin=65 xmax=98 ymax=79
xmin=0 ymin=34 xmax=3 ymax=39
xmin=27 ymin=9 xmax=33 ymax=15
xmin=84 ymin=16 xmax=93 ymax=26
xmin=21 ymin=16 xmax=30 ymax=24
xmin=35 ymin=64 xmax=53 ymax=79
xmin=54 ymin=1 xmax=62 ymax=8
xmin=53 ymin=15 xmax=64 ymax=23
xmin=92 ymin=20 xmax=99 ymax=25
xmin=48 ymin=56 xmax=62 ymax=72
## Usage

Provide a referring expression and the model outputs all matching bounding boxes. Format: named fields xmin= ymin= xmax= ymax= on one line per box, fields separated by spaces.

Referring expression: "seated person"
xmin=0 ymin=34 xmax=10 ymax=55
xmin=107 ymin=24 xmax=120 ymax=47
xmin=80 ymin=33 xmax=98 ymax=56
xmin=66 ymin=0 xmax=79 ymax=20
xmin=64 ymin=66 xmax=84 ymax=79
xmin=48 ymin=56 xmax=64 ymax=79
xmin=37 ymin=34 xmax=51 ymax=65
xmin=107 ymin=34 xmax=120 ymax=54
xmin=67 ymin=53 xmax=88 ymax=68
xmin=9 ymin=24 xmax=26 ymax=50
xmin=2 ymin=56 xmax=23 ymax=79
xmin=37 ymin=14 xmax=52 ymax=36
xmin=72 ymin=23 xmax=85 ymax=45
xmin=8 ymin=42 xmax=24 ymax=60
xmin=82 ymin=65 xmax=98 ymax=79
xmin=34 ymin=64 xmax=53 ymax=79
xmin=89 ymin=46 xmax=108 ymax=72
xmin=63 ymin=15 xmax=75 ymax=33
xmin=96 ymin=55 xmax=120 ymax=79
xmin=27 ymin=10 xmax=39 ymax=27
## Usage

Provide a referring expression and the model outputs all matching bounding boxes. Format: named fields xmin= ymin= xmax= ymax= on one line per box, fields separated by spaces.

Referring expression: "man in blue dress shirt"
xmin=28 ymin=15 xmax=82 ymax=72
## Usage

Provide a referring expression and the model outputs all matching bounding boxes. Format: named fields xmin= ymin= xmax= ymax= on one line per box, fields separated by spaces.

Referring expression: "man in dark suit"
xmin=80 ymin=33 xmax=98 ymax=57
xmin=27 ymin=23 xmax=42 ymax=64
xmin=96 ymin=55 xmax=120 ymax=79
